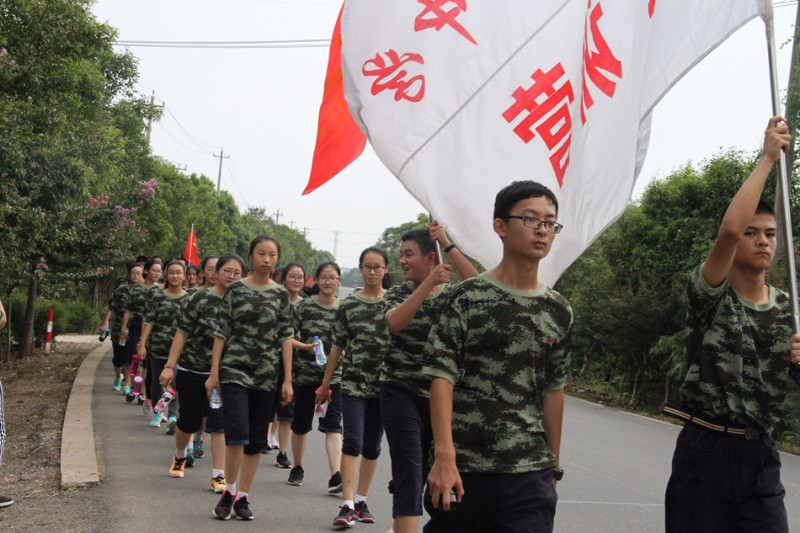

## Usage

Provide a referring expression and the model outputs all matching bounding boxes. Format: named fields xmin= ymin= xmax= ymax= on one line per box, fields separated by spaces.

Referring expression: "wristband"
xmin=164 ymin=365 xmax=174 ymax=370
xmin=444 ymin=243 xmax=457 ymax=253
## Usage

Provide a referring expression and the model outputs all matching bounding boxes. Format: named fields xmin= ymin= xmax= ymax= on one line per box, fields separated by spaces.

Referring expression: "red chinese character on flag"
xmin=362 ymin=50 xmax=426 ymax=102
xmin=580 ymin=1 xmax=622 ymax=124
xmin=502 ymin=63 xmax=574 ymax=186
xmin=415 ymin=0 xmax=477 ymax=45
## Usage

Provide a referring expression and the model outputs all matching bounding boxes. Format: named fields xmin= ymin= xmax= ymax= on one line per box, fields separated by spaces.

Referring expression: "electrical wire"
xmin=115 ymin=39 xmax=330 ymax=49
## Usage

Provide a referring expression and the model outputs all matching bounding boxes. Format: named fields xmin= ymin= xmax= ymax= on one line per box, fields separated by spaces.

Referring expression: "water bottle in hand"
xmin=154 ymin=387 xmax=176 ymax=414
xmin=210 ymin=388 xmax=222 ymax=409
xmin=313 ymin=336 xmax=327 ymax=366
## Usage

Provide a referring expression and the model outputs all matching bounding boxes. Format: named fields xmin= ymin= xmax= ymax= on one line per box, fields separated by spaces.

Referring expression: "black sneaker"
xmin=333 ymin=504 xmax=355 ymax=528
xmin=275 ymin=451 xmax=292 ymax=469
xmin=328 ymin=471 xmax=343 ymax=494
xmin=287 ymin=465 xmax=304 ymax=486
xmin=0 ymin=495 xmax=13 ymax=508
xmin=354 ymin=501 xmax=375 ymax=523
xmin=233 ymin=495 xmax=254 ymax=520
xmin=213 ymin=490 xmax=235 ymax=520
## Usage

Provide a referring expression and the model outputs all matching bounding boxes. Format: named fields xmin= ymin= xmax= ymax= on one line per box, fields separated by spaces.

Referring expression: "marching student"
xmin=317 ymin=247 xmax=391 ymax=527
xmin=137 ymin=260 xmax=187 ymax=431
xmin=664 ymin=117 xmax=798 ymax=533
xmin=160 ymin=254 xmax=244 ymax=490
xmin=287 ymin=262 xmax=344 ymax=493
xmin=206 ymin=236 xmax=293 ymax=522
xmin=424 ymin=181 xmax=572 ymax=533
xmin=102 ymin=261 xmax=143 ymax=393
xmin=382 ymin=222 xmax=477 ymax=533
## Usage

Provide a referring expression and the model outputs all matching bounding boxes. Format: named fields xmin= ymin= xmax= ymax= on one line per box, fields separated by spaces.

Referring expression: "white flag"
xmin=341 ymin=0 xmax=766 ymax=285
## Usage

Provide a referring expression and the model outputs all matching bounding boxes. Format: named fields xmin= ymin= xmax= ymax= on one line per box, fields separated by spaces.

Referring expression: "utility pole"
xmin=213 ymin=149 xmax=230 ymax=193
xmin=333 ymin=230 xmax=341 ymax=260
xmin=302 ymin=227 xmax=308 ymax=237
xmin=273 ymin=209 xmax=282 ymax=224
xmin=289 ymin=219 xmax=295 ymax=230
xmin=145 ymin=90 xmax=164 ymax=146
xmin=174 ymin=164 xmax=187 ymax=171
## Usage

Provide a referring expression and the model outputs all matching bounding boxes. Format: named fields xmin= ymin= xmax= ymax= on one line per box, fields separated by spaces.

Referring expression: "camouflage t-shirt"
xmin=332 ymin=292 xmax=389 ymax=398
xmin=126 ymin=283 xmax=158 ymax=328
xmin=105 ymin=283 xmax=130 ymax=343
xmin=423 ymin=272 xmax=573 ymax=474
xmin=679 ymin=265 xmax=799 ymax=434
xmin=214 ymin=279 xmax=294 ymax=391
xmin=143 ymin=288 xmax=188 ymax=360
xmin=175 ymin=288 xmax=223 ymax=373
xmin=293 ymin=296 xmax=341 ymax=386
xmin=381 ymin=280 xmax=452 ymax=398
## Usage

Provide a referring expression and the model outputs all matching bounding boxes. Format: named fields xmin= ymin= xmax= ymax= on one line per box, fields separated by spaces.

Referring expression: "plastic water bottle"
xmin=209 ymin=388 xmax=222 ymax=409
xmin=119 ymin=327 xmax=129 ymax=346
xmin=98 ymin=328 xmax=110 ymax=342
xmin=313 ymin=336 xmax=327 ymax=366
xmin=154 ymin=386 xmax=176 ymax=414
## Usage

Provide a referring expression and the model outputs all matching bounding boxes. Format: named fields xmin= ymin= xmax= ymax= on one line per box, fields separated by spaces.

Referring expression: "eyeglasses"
xmin=286 ymin=275 xmax=304 ymax=282
xmin=318 ymin=276 xmax=340 ymax=284
xmin=506 ymin=216 xmax=563 ymax=234
xmin=220 ymin=268 xmax=242 ymax=278
xmin=360 ymin=265 xmax=385 ymax=273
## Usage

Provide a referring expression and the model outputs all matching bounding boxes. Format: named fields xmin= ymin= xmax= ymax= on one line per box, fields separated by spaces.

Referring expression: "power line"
xmin=115 ymin=39 xmax=330 ymax=49
xmin=164 ymin=107 xmax=217 ymax=152
xmin=155 ymin=122 xmax=210 ymax=155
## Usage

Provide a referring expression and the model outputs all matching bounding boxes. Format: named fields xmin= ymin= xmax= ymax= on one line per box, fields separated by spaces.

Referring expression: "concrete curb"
xmin=60 ymin=342 xmax=110 ymax=489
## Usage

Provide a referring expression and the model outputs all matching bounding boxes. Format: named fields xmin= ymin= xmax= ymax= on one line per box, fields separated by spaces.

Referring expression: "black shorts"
xmin=291 ymin=382 xmax=343 ymax=435
xmin=111 ymin=341 xmax=128 ymax=368
xmin=423 ymin=469 xmax=558 ymax=533
xmin=221 ymin=383 xmax=274 ymax=455
xmin=665 ymin=423 xmax=788 ymax=533
xmin=380 ymin=382 xmax=431 ymax=518
xmin=342 ymin=395 xmax=383 ymax=460
xmin=175 ymin=369 xmax=224 ymax=434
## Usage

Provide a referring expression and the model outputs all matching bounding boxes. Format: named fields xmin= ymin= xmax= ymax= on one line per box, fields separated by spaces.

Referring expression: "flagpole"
xmin=429 ymin=214 xmax=444 ymax=264
xmin=764 ymin=1 xmax=800 ymax=332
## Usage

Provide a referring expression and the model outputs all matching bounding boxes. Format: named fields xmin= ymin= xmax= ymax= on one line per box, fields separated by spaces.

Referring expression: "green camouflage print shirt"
xmin=105 ymin=283 xmax=130 ymax=343
xmin=382 ymin=280 xmax=453 ymax=399
xmin=293 ymin=296 xmax=341 ymax=386
xmin=143 ymin=288 xmax=188 ymax=360
xmin=126 ymin=283 xmax=158 ymax=323
xmin=423 ymin=273 xmax=573 ymax=474
xmin=679 ymin=265 xmax=799 ymax=435
xmin=175 ymin=288 xmax=223 ymax=373
xmin=332 ymin=292 xmax=389 ymax=398
xmin=214 ymin=279 xmax=294 ymax=391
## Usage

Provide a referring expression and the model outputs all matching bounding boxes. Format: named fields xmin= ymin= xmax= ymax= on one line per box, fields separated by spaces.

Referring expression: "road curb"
xmin=60 ymin=342 xmax=110 ymax=489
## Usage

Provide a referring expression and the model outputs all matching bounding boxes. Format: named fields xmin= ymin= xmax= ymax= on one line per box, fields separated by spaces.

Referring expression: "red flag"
xmin=302 ymin=6 xmax=367 ymax=195
xmin=184 ymin=224 xmax=201 ymax=266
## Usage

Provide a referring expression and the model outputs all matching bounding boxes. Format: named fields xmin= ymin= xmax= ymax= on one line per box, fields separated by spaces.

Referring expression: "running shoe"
xmin=0 ymin=495 xmax=13 ymax=508
xmin=328 ymin=471 xmax=343 ymax=494
xmin=125 ymin=392 xmax=136 ymax=403
xmin=287 ymin=466 xmax=304 ymax=486
xmin=354 ymin=501 xmax=375 ymax=523
xmin=185 ymin=453 xmax=195 ymax=468
xmin=233 ymin=495 xmax=254 ymax=520
xmin=169 ymin=456 xmax=187 ymax=478
xmin=193 ymin=433 xmax=204 ymax=458
xmin=121 ymin=385 xmax=131 ymax=396
xmin=148 ymin=413 xmax=162 ymax=428
xmin=137 ymin=395 xmax=145 ymax=406
xmin=213 ymin=490 xmax=235 ymax=520
xmin=166 ymin=416 xmax=177 ymax=435
xmin=269 ymin=432 xmax=279 ymax=449
xmin=112 ymin=377 xmax=122 ymax=391
xmin=142 ymin=400 xmax=151 ymax=415
xmin=275 ymin=451 xmax=291 ymax=469
xmin=333 ymin=504 xmax=355 ymax=528
xmin=211 ymin=474 xmax=226 ymax=494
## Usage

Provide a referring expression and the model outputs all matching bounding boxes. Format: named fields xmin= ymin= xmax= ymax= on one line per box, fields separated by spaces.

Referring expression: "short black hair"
xmin=400 ymin=229 xmax=435 ymax=256
xmin=493 ymin=180 xmax=559 ymax=220
xmin=717 ymin=199 xmax=776 ymax=228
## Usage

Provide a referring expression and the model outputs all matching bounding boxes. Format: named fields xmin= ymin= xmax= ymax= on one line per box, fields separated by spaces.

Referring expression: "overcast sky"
xmin=92 ymin=0 xmax=797 ymax=268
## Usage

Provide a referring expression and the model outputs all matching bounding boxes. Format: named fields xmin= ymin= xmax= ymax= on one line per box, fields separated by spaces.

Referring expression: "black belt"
xmin=661 ymin=404 xmax=763 ymax=440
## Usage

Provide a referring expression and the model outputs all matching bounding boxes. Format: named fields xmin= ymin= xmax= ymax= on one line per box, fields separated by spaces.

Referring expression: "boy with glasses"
xmin=424 ymin=180 xmax=572 ymax=533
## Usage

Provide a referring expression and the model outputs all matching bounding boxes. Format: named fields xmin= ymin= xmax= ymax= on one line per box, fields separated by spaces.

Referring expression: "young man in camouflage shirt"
xmin=424 ymin=180 xmax=572 ymax=533
xmin=664 ymin=117 xmax=799 ymax=533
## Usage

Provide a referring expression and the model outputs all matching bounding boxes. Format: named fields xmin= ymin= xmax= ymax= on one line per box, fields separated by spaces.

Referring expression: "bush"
xmin=8 ymin=292 xmax=68 ymax=339
xmin=63 ymin=301 xmax=97 ymax=334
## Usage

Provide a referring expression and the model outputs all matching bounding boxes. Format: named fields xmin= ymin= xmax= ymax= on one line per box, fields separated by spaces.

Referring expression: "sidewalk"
xmin=67 ymin=342 xmax=397 ymax=532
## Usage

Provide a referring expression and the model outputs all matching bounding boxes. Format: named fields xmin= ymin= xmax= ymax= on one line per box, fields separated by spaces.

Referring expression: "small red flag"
xmin=302 ymin=6 xmax=367 ymax=195
xmin=184 ymin=224 xmax=201 ymax=266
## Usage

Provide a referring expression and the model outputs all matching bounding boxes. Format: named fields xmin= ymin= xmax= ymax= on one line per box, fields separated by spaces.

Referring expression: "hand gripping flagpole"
xmin=764 ymin=1 xmax=800 ymax=332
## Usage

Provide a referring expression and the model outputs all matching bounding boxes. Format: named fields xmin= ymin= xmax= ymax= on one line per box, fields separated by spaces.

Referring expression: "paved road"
xmin=90 ymin=349 xmax=800 ymax=532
